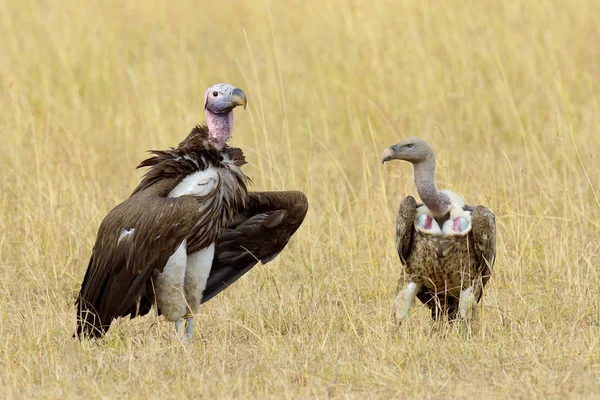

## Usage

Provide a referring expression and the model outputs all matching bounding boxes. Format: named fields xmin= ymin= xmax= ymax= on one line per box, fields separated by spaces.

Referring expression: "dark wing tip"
xmin=293 ymin=191 xmax=309 ymax=217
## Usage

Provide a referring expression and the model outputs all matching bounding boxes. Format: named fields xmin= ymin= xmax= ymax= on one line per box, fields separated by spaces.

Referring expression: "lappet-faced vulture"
xmin=381 ymin=137 xmax=496 ymax=323
xmin=76 ymin=84 xmax=308 ymax=340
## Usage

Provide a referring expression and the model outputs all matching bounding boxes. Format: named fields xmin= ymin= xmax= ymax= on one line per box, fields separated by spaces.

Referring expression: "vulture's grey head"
xmin=381 ymin=137 xmax=433 ymax=165
xmin=204 ymin=83 xmax=247 ymax=114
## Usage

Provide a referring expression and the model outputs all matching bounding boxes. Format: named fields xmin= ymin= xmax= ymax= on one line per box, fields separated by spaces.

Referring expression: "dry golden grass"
xmin=1 ymin=0 xmax=600 ymax=398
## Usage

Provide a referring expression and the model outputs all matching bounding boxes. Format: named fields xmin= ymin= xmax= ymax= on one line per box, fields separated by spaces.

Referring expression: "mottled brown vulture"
xmin=76 ymin=84 xmax=308 ymax=340
xmin=381 ymin=137 xmax=496 ymax=323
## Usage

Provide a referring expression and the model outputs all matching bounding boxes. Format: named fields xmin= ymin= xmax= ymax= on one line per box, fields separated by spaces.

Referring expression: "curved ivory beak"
xmin=230 ymin=88 xmax=247 ymax=110
xmin=381 ymin=147 xmax=396 ymax=164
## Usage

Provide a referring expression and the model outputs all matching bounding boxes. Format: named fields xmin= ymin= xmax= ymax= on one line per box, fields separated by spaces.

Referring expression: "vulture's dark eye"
xmin=405 ymin=143 xmax=414 ymax=149
xmin=212 ymin=91 xmax=218 ymax=97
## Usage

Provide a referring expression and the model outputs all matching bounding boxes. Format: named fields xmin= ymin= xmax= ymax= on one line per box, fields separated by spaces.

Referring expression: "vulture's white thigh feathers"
xmin=394 ymin=282 xmax=422 ymax=322
xmin=184 ymin=243 xmax=216 ymax=314
xmin=459 ymin=286 xmax=475 ymax=319
xmin=154 ymin=240 xmax=188 ymax=321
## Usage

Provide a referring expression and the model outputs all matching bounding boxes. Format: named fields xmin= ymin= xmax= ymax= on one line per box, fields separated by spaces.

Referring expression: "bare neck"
xmin=205 ymin=109 xmax=234 ymax=150
xmin=413 ymin=154 xmax=451 ymax=216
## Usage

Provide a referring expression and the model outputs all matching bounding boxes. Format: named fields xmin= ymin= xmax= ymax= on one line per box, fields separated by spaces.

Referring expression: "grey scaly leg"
xmin=184 ymin=316 xmax=194 ymax=341
xmin=175 ymin=319 xmax=184 ymax=334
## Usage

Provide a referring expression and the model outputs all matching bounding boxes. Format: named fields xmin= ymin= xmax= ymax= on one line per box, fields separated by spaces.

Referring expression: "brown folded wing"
xmin=395 ymin=196 xmax=418 ymax=266
xmin=471 ymin=205 xmax=496 ymax=297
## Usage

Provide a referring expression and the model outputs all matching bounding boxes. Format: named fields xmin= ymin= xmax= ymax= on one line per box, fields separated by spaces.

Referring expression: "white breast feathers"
xmin=168 ymin=166 xmax=220 ymax=198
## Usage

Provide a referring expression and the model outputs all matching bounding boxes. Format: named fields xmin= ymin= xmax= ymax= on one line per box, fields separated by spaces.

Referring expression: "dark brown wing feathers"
xmin=201 ymin=190 xmax=308 ymax=304
xmin=76 ymin=194 xmax=201 ymax=338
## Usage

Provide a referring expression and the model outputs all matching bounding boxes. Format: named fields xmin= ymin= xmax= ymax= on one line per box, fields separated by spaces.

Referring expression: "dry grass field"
xmin=1 ymin=0 xmax=600 ymax=398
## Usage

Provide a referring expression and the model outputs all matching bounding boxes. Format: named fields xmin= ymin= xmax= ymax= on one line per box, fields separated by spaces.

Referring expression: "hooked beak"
xmin=381 ymin=147 xmax=397 ymax=164
xmin=229 ymin=88 xmax=247 ymax=110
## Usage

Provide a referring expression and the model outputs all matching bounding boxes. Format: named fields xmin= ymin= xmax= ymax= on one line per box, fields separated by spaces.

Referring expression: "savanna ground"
xmin=1 ymin=0 xmax=600 ymax=398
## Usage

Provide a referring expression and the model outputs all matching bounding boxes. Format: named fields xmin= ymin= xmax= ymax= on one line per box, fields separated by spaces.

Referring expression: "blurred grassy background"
xmin=1 ymin=0 xmax=599 ymax=398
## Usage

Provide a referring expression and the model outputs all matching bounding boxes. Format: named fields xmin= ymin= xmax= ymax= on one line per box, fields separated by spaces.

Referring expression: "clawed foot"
xmin=174 ymin=317 xmax=195 ymax=343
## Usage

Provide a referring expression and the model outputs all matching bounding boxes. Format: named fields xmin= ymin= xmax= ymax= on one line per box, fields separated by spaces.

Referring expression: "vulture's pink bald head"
xmin=204 ymin=83 xmax=247 ymax=114
xmin=203 ymin=83 xmax=247 ymax=150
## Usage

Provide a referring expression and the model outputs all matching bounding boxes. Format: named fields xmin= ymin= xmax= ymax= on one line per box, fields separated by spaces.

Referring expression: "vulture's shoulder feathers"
xmin=133 ymin=125 xmax=223 ymax=195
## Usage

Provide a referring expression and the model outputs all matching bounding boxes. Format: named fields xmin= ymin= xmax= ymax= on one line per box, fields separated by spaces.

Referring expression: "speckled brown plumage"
xmin=396 ymin=195 xmax=496 ymax=320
